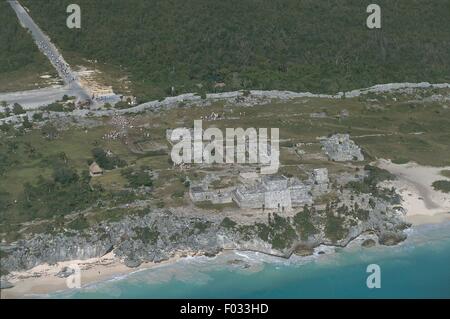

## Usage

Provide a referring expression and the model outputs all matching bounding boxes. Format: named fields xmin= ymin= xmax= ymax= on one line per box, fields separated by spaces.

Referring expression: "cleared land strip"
xmin=7 ymin=0 xmax=91 ymax=104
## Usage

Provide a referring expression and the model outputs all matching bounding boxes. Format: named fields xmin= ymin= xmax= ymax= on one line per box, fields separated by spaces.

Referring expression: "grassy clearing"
xmin=0 ymin=69 xmax=61 ymax=93
xmin=92 ymin=169 xmax=128 ymax=191
xmin=1 ymin=87 xmax=449 ymax=240
xmin=440 ymin=170 xmax=450 ymax=179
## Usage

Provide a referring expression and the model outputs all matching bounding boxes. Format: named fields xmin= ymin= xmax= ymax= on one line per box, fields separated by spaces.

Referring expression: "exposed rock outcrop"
xmin=378 ymin=231 xmax=408 ymax=246
xmin=362 ymin=239 xmax=377 ymax=247
xmin=0 ymin=279 xmax=14 ymax=289
xmin=55 ymin=266 xmax=75 ymax=278
xmin=0 ymin=195 xmax=409 ymax=277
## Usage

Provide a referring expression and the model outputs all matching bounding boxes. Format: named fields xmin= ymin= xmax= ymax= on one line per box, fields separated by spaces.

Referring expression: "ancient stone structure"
xmin=239 ymin=171 xmax=259 ymax=182
xmin=189 ymin=186 xmax=212 ymax=202
xmin=321 ymin=134 xmax=364 ymax=161
xmin=232 ymin=184 xmax=265 ymax=209
xmin=189 ymin=185 xmax=233 ymax=204
xmin=313 ymin=168 xmax=328 ymax=183
xmin=310 ymin=168 xmax=329 ymax=196
xmin=232 ymin=175 xmax=312 ymax=210
xmin=289 ymin=178 xmax=313 ymax=206
xmin=190 ymin=169 xmax=330 ymax=210
xmin=210 ymin=190 xmax=233 ymax=204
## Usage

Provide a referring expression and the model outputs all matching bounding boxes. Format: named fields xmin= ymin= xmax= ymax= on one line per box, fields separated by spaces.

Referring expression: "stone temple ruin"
xmin=189 ymin=169 xmax=329 ymax=212
xmin=320 ymin=134 xmax=364 ymax=162
xmin=166 ymin=127 xmax=275 ymax=170
xmin=233 ymin=175 xmax=310 ymax=210
xmin=189 ymin=186 xmax=233 ymax=204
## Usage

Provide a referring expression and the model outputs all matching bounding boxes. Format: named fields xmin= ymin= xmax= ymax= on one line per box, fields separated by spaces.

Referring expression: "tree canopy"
xmin=20 ymin=0 xmax=450 ymax=101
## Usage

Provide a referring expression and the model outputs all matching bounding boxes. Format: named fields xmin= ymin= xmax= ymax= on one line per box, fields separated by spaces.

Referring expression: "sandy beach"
xmin=3 ymin=159 xmax=449 ymax=298
xmin=377 ymin=159 xmax=450 ymax=225
xmin=0 ymin=251 xmax=188 ymax=299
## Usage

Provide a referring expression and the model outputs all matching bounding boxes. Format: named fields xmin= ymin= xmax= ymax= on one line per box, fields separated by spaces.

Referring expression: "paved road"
xmin=7 ymin=0 xmax=91 ymax=104
xmin=0 ymin=85 xmax=74 ymax=110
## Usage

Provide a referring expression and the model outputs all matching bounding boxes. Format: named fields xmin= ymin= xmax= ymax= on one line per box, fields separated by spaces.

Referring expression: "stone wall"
xmin=210 ymin=191 xmax=233 ymax=204
xmin=262 ymin=175 xmax=288 ymax=190
xmin=290 ymin=184 xmax=313 ymax=206
xmin=192 ymin=174 xmax=320 ymax=210
xmin=313 ymin=168 xmax=328 ymax=184
xmin=264 ymin=189 xmax=292 ymax=209
xmin=189 ymin=187 xmax=213 ymax=202
xmin=232 ymin=187 xmax=264 ymax=208
xmin=311 ymin=168 xmax=329 ymax=196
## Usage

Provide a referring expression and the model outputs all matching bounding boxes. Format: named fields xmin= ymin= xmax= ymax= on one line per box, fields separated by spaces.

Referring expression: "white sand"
xmin=0 ymin=251 xmax=189 ymax=299
xmin=377 ymin=159 xmax=450 ymax=225
xmin=3 ymin=159 xmax=449 ymax=298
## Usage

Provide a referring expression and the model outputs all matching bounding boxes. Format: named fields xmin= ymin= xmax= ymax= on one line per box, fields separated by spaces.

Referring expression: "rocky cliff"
xmin=0 ymin=195 xmax=410 ymax=276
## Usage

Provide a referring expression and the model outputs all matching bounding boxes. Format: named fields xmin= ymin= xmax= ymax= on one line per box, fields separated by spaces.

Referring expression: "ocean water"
xmin=51 ymin=222 xmax=450 ymax=299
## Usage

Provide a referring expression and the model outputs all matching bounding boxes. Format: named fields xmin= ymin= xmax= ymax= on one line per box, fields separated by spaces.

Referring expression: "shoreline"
xmin=376 ymin=159 xmax=450 ymax=226
xmin=2 ymin=161 xmax=449 ymax=298
xmin=1 ymin=251 xmax=188 ymax=299
xmin=405 ymin=212 xmax=450 ymax=226
xmin=0 ymin=239 xmax=365 ymax=298
xmin=1 ymin=216 xmax=446 ymax=299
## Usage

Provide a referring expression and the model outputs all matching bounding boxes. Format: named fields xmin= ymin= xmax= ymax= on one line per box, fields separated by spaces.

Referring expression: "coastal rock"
xmin=293 ymin=244 xmax=314 ymax=256
xmin=0 ymin=233 xmax=113 ymax=271
xmin=55 ymin=266 xmax=75 ymax=278
xmin=124 ymin=258 xmax=142 ymax=268
xmin=361 ymin=239 xmax=377 ymax=248
xmin=0 ymin=279 xmax=14 ymax=289
xmin=0 ymin=192 xmax=410 ymax=275
xmin=378 ymin=231 xmax=407 ymax=246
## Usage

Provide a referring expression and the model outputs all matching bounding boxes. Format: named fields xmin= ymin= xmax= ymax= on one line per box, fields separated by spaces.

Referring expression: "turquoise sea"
xmin=50 ymin=221 xmax=450 ymax=299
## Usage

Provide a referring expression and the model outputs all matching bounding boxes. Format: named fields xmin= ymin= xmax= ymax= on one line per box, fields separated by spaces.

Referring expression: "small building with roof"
xmin=89 ymin=161 xmax=103 ymax=177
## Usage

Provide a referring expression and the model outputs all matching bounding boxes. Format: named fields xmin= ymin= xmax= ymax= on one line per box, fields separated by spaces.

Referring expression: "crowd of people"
xmin=36 ymin=40 xmax=76 ymax=84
